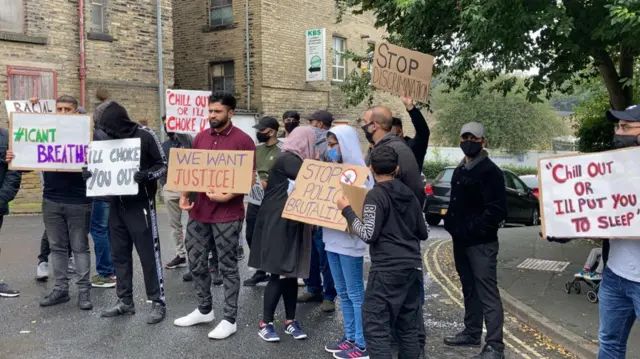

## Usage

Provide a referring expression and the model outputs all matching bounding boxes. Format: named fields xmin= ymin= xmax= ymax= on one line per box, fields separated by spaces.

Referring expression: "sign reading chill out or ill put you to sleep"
xmin=9 ymin=113 xmax=92 ymax=171
xmin=86 ymin=138 xmax=141 ymax=197
xmin=538 ymin=146 xmax=640 ymax=239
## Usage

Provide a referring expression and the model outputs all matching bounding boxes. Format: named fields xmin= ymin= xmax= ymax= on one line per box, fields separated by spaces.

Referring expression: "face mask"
xmin=613 ymin=134 xmax=640 ymax=149
xmin=209 ymin=119 xmax=227 ymax=129
xmin=327 ymin=147 xmax=342 ymax=163
xmin=361 ymin=123 xmax=375 ymax=144
xmin=460 ymin=140 xmax=483 ymax=157
xmin=285 ymin=122 xmax=299 ymax=134
xmin=256 ymin=132 xmax=271 ymax=143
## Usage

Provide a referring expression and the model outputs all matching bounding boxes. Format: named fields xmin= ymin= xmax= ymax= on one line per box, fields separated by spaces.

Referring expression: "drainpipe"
xmin=244 ymin=0 xmax=251 ymax=110
xmin=156 ymin=0 xmax=165 ymax=142
xmin=78 ymin=0 xmax=87 ymax=108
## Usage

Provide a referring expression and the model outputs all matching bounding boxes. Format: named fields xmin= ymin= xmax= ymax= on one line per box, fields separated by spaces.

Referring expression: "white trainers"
xmin=36 ymin=262 xmax=49 ymax=281
xmin=173 ymin=309 xmax=215 ymax=327
xmin=208 ymin=320 xmax=237 ymax=339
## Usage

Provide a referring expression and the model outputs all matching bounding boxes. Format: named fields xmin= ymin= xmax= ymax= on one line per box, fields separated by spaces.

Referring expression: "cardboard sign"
xmin=538 ymin=147 xmax=640 ymax=239
xmin=86 ymin=138 xmax=141 ymax=197
xmin=245 ymin=171 xmax=263 ymax=205
xmin=340 ymin=182 xmax=369 ymax=219
xmin=165 ymin=148 xmax=254 ymax=194
xmin=9 ymin=113 xmax=92 ymax=172
xmin=282 ymin=160 xmax=370 ymax=231
xmin=372 ymin=43 xmax=435 ymax=103
xmin=165 ymin=89 xmax=211 ymax=135
xmin=5 ymin=100 xmax=56 ymax=116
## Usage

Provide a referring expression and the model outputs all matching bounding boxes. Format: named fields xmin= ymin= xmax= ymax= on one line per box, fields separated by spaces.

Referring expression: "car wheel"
xmin=528 ymin=208 xmax=540 ymax=226
xmin=426 ymin=214 xmax=442 ymax=226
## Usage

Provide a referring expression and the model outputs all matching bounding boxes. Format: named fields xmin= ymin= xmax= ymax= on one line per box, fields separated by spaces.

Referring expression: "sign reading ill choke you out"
xmin=86 ymin=138 xmax=141 ymax=197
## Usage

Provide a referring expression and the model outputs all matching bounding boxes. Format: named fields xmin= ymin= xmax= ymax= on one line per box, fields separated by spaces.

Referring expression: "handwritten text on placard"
xmin=5 ymin=100 xmax=56 ymax=116
xmin=165 ymin=89 xmax=211 ymax=135
xmin=86 ymin=138 xmax=141 ymax=196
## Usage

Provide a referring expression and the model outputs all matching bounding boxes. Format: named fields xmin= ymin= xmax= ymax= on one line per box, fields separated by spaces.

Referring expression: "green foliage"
xmin=500 ymin=165 xmax=539 ymax=177
xmin=339 ymin=69 xmax=373 ymax=108
xmin=422 ymin=148 xmax=455 ymax=179
xmin=574 ymin=91 xmax=616 ymax=153
xmin=421 ymin=160 xmax=537 ymax=179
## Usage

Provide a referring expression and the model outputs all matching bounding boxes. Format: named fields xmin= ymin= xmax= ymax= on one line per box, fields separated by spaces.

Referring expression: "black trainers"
xmin=40 ymin=290 xmax=70 ymax=307
xmin=211 ymin=270 xmax=223 ymax=286
xmin=78 ymin=291 xmax=93 ymax=310
xmin=183 ymin=271 xmax=193 ymax=282
xmin=101 ymin=299 xmax=136 ymax=317
xmin=243 ymin=272 xmax=269 ymax=287
xmin=0 ymin=282 xmax=20 ymax=297
xmin=146 ymin=301 xmax=166 ymax=324
xmin=443 ymin=331 xmax=481 ymax=347
xmin=471 ymin=345 xmax=505 ymax=359
xmin=164 ymin=255 xmax=187 ymax=269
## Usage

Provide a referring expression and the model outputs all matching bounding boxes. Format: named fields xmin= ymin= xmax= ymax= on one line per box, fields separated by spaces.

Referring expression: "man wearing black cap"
xmin=443 ymin=122 xmax=507 ymax=359
xmin=243 ymin=116 xmax=283 ymax=286
xmin=282 ymin=111 xmax=301 ymax=137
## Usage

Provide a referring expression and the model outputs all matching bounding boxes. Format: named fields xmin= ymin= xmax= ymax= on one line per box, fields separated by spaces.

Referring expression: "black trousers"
xmin=262 ymin=275 xmax=297 ymax=323
xmin=245 ymin=203 xmax=265 ymax=276
xmin=109 ymin=198 xmax=165 ymax=304
xmin=38 ymin=230 xmax=71 ymax=263
xmin=453 ymin=241 xmax=504 ymax=351
xmin=364 ymin=268 xmax=423 ymax=359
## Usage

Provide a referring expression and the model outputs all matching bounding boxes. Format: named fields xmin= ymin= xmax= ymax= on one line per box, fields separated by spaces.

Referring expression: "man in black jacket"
xmin=391 ymin=94 xmax=431 ymax=171
xmin=0 ymin=127 xmax=21 ymax=297
xmin=443 ymin=122 xmax=507 ymax=359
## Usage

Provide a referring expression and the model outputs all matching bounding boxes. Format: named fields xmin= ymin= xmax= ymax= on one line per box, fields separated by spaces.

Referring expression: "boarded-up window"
xmin=0 ymin=0 xmax=24 ymax=33
xmin=210 ymin=0 xmax=232 ymax=27
xmin=209 ymin=61 xmax=235 ymax=93
xmin=7 ymin=67 xmax=57 ymax=100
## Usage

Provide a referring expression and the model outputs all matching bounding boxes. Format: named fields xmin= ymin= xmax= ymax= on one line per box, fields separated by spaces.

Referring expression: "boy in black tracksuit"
xmin=83 ymin=101 xmax=168 ymax=324
xmin=338 ymin=146 xmax=429 ymax=359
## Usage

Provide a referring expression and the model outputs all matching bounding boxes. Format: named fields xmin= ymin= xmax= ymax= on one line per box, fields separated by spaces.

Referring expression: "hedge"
xmin=422 ymin=160 xmax=537 ymax=179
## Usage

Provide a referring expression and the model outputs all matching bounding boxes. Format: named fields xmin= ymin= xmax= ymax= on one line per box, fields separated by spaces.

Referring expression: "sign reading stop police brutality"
xmin=282 ymin=160 xmax=370 ymax=231
xmin=538 ymin=147 xmax=640 ymax=239
xmin=372 ymin=43 xmax=435 ymax=103
xmin=9 ymin=113 xmax=92 ymax=172
xmin=165 ymin=89 xmax=211 ymax=135
xmin=5 ymin=99 xmax=56 ymax=116
xmin=86 ymin=138 xmax=141 ymax=196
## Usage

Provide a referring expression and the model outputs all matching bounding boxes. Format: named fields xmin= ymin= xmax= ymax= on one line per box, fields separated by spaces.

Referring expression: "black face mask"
xmin=284 ymin=122 xmax=299 ymax=134
xmin=460 ymin=140 xmax=483 ymax=157
xmin=209 ymin=119 xmax=227 ymax=129
xmin=256 ymin=132 xmax=271 ymax=143
xmin=361 ymin=123 xmax=375 ymax=144
xmin=613 ymin=134 xmax=640 ymax=149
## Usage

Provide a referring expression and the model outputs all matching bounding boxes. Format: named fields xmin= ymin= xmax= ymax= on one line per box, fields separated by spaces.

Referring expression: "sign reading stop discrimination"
xmin=165 ymin=89 xmax=211 ymax=135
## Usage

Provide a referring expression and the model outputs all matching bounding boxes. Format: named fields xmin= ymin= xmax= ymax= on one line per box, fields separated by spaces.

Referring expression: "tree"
xmin=573 ymin=91 xmax=615 ymax=153
xmin=336 ymin=0 xmax=640 ymax=110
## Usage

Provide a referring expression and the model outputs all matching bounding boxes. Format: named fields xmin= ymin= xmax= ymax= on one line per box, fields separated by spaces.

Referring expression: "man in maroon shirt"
xmin=173 ymin=92 xmax=256 ymax=340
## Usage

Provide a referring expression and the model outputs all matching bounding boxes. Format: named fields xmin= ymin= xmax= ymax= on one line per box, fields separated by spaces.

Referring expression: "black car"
xmin=423 ymin=166 xmax=540 ymax=227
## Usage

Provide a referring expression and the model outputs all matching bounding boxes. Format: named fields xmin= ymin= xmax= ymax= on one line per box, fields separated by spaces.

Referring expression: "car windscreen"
xmin=437 ymin=168 xmax=455 ymax=183
xmin=520 ymin=176 xmax=538 ymax=188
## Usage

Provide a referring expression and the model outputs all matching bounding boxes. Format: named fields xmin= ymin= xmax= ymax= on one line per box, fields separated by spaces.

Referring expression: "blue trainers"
xmin=333 ymin=347 xmax=370 ymax=359
xmin=258 ymin=322 xmax=280 ymax=342
xmin=325 ymin=338 xmax=355 ymax=353
xmin=284 ymin=320 xmax=308 ymax=340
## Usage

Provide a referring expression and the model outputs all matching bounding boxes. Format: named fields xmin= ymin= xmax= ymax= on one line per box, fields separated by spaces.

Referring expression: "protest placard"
xmin=371 ymin=43 xmax=435 ymax=103
xmin=282 ymin=160 xmax=370 ymax=231
xmin=340 ymin=182 xmax=369 ymax=219
xmin=5 ymin=100 xmax=56 ymax=116
xmin=538 ymin=147 xmax=640 ymax=239
xmin=245 ymin=171 xmax=263 ymax=205
xmin=86 ymin=138 xmax=141 ymax=197
xmin=9 ymin=113 xmax=92 ymax=172
xmin=165 ymin=148 xmax=254 ymax=194
xmin=165 ymin=89 xmax=211 ymax=135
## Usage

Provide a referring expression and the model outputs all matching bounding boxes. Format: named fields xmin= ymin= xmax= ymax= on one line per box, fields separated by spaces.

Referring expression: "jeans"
xmin=91 ymin=200 xmax=114 ymax=277
xmin=38 ymin=230 xmax=71 ymax=263
xmin=163 ymin=188 xmax=186 ymax=258
xmin=304 ymin=227 xmax=336 ymax=301
xmin=327 ymin=251 xmax=365 ymax=348
xmin=598 ymin=266 xmax=640 ymax=358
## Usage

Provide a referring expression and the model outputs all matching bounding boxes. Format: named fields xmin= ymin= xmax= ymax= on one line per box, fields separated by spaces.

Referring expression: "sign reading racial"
xmin=372 ymin=43 xmax=435 ymax=103
xmin=165 ymin=148 xmax=254 ymax=194
xmin=282 ymin=160 xmax=370 ymax=231
xmin=9 ymin=113 xmax=92 ymax=172
xmin=165 ymin=89 xmax=211 ymax=135
xmin=538 ymin=147 xmax=640 ymax=239
xmin=5 ymin=99 xmax=56 ymax=116
xmin=86 ymin=138 xmax=141 ymax=197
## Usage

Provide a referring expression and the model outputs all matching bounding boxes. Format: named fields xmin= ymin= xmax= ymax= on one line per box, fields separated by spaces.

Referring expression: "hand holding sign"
xmin=206 ymin=188 xmax=231 ymax=203
xmin=337 ymin=195 xmax=350 ymax=211
xmin=179 ymin=193 xmax=194 ymax=211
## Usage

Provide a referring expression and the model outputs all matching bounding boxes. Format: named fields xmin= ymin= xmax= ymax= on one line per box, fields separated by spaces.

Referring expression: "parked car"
xmin=519 ymin=175 xmax=539 ymax=198
xmin=423 ymin=166 xmax=540 ymax=227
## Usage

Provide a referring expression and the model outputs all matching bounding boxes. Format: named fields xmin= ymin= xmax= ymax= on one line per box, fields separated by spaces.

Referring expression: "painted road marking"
xmin=517 ymin=258 xmax=570 ymax=272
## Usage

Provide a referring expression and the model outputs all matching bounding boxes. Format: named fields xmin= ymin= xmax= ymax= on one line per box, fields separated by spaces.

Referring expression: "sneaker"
xmin=586 ymin=272 xmax=603 ymax=281
xmin=208 ymin=319 xmax=237 ymax=339
xmin=91 ymin=275 xmax=116 ymax=288
xmin=243 ymin=272 xmax=269 ymax=287
xmin=297 ymin=278 xmax=305 ymax=286
xmin=174 ymin=308 xmax=215 ymax=327
xmin=164 ymin=255 xmax=187 ymax=269
xmin=471 ymin=344 xmax=505 ymax=359
xmin=285 ymin=320 xmax=308 ymax=340
xmin=334 ymin=347 xmax=370 ymax=359
xmin=40 ymin=290 xmax=70 ymax=307
xmin=101 ymin=299 xmax=136 ymax=317
xmin=259 ymin=322 xmax=280 ymax=342
xmin=0 ymin=282 xmax=20 ymax=297
xmin=146 ymin=302 xmax=166 ymax=324
xmin=68 ymin=257 xmax=76 ymax=274
xmin=237 ymin=246 xmax=245 ymax=260
xmin=575 ymin=269 xmax=587 ymax=278
xmin=78 ymin=291 xmax=93 ymax=310
xmin=321 ymin=299 xmax=336 ymax=312
xmin=211 ymin=270 xmax=223 ymax=286
xmin=297 ymin=291 xmax=323 ymax=302
xmin=325 ymin=338 xmax=355 ymax=353
xmin=183 ymin=271 xmax=193 ymax=282
xmin=36 ymin=261 xmax=49 ymax=281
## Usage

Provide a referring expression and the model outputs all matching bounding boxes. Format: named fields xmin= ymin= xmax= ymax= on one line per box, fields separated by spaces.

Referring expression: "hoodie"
xmin=342 ymin=179 xmax=429 ymax=272
xmin=322 ymin=125 xmax=374 ymax=258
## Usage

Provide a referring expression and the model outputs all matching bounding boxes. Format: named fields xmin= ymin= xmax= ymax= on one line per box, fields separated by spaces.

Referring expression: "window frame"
xmin=209 ymin=0 xmax=233 ymax=28
xmin=332 ymin=36 xmax=347 ymax=82
xmin=209 ymin=61 xmax=235 ymax=94
xmin=90 ymin=0 xmax=106 ymax=34
xmin=6 ymin=65 xmax=58 ymax=100
xmin=0 ymin=0 xmax=25 ymax=34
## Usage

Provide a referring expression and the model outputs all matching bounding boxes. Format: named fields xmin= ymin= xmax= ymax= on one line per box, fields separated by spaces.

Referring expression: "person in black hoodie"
xmin=390 ymin=93 xmax=430 ymax=171
xmin=338 ymin=146 xmax=429 ymax=359
xmin=83 ymin=101 xmax=168 ymax=324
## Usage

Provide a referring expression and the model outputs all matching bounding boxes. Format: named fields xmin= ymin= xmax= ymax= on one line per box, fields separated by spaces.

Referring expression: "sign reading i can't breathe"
xmin=86 ymin=138 xmax=141 ymax=197
xmin=165 ymin=89 xmax=212 ymax=135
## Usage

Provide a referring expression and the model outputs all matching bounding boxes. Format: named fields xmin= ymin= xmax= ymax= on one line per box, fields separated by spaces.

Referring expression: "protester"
xmin=0 ymin=125 xmax=21 ymax=297
xmin=87 ymin=101 xmax=168 ymax=324
xmin=282 ymin=111 xmax=300 ymax=137
xmin=322 ymin=125 xmax=373 ymax=359
xmin=338 ymin=145 xmax=428 ymax=359
xmin=243 ymin=116 xmax=284 ymax=287
xmin=390 ymin=94 xmax=431 ymax=171
xmin=173 ymin=92 xmax=256 ymax=340
xmin=443 ymin=122 xmax=506 ymax=359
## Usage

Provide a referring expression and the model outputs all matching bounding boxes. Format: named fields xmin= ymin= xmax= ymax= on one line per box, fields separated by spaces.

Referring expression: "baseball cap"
xmin=460 ymin=122 xmax=485 ymax=138
xmin=308 ymin=110 xmax=334 ymax=127
xmin=253 ymin=116 xmax=280 ymax=131
xmin=606 ymin=105 xmax=640 ymax=122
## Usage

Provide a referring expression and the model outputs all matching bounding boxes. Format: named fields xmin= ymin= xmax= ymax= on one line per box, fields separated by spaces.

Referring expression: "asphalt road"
xmin=0 ymin=214 xmax=573 ymax=359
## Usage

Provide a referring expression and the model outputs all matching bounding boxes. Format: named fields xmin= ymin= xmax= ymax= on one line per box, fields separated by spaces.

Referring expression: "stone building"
xmin=1 ymin=0 xmax=174 ymax=203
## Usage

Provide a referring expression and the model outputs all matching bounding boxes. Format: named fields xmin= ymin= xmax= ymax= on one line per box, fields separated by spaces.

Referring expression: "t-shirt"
xmin=256 ymin=141 xmax=283 ymax=182
xmin=43 ymin=172 xmax=91 ymax=204
xmin=607 ymin=240 xmax=640 ymax=282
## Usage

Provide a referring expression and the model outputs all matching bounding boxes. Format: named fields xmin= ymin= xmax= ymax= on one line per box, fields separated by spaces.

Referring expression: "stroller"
xmin=565 ymin=248 xmax=602 ymax=303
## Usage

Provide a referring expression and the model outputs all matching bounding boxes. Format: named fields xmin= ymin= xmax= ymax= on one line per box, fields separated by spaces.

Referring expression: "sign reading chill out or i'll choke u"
xmin=165 ymin=89 xmax=212 ymax=135
xmin=9 ymin=113 xmax=92 ymax=172
xmin=538 ymin=146 xmax=640 ymax=239
xmin=86 ymin=138 xmax=141 ymax=197
xmin=165 ymin=148 xmax=255 ymax=194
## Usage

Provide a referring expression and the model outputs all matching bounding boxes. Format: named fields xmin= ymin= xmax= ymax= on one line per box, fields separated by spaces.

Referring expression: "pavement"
xmin=0 ymin=213 xmax=577 ymax=359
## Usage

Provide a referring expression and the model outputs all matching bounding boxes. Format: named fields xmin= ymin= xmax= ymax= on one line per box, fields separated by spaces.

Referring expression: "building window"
xmin=0 ymin=0 xmax=24 ymax=33
xmin=209 ymin=61 xmax=235 ymax=93
xmin=210 ymin=0 xmax=233 ymax=27
xmin=91 ymin=0 xmax=106 ymax=33
xmin=332 ymin=37 xmax=346 ymax=82
xmin=7 ymin=66 xmax=57 ymax=100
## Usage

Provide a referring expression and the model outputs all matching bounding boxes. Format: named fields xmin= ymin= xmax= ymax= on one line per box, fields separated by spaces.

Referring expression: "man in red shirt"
xmin=173 ymin=92 xmax=256 ymax=340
